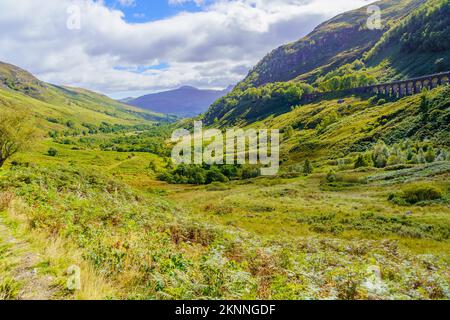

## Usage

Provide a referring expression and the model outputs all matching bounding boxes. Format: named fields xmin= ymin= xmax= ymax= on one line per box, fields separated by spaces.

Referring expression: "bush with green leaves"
xmin=389 ymin=183 xmax=444 ymax=205
xmin=159 ymin=164 xmax=260 ymax=185
xmin=316 ymin=60 xmax=377 ymax=92
xmin=366 ymin=140 xmax=446 ymax=168
xmin=0 ymin=111 xmax=37 ymax=168
xmin=47 ymin=148 xmax=58 ymax=157
xmin=326 ymin=170 xmax=337 ymax=183
xmin=303 ymin=159 xmax=313 ymax=175
xmin=354 ymin=154 xmax=371 ymax=169
xmin=372 ymin=141 xmax=390 ymax=168
xmin=206 ymin=182 xmax=229 ymax=192
xmin=204 ymin=82 xmax=314 ymax=125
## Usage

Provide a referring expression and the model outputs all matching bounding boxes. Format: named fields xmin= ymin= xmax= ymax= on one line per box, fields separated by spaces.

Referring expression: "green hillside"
xmin=238 ymin=0 xmax=426 ymax=90
xmin=204 ymin=0 xmax=449 ymax=127
xmin=365 ymin=0 xmax=450 ymax=79
xmin=0 ymin=62 xmax=173 ymax=133
xmin=256 ymin=86 xmax=450 ymax=164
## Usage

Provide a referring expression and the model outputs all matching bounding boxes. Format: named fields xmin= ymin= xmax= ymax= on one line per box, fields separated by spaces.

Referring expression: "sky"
xmin=0 ymin=0 xmax=371 ymax=99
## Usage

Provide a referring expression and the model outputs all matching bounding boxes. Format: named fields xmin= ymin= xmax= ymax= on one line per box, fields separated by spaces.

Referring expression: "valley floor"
xmin=0 ymin=139 xmax=449 ymax=300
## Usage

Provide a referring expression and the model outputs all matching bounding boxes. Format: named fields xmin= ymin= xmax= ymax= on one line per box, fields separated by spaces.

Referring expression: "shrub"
xmin=354 ymin=154 xmax=371 ymax=168
xmin=169 ymin=223 xmax=216 ymax=246
xmin=391 ymin=183 xmax=444 ymax=205
xmin=420 ymin=93 xmax=430 ymax=113
xmin=159 ymin=164 xmax=259 ymax=185
xmin=66 ymin=120 xmax=75 ymax=128
xmin=387 ymin=155 xmax=403 ymax=166
xmin=368 ymin=96 xmax=378 ymax=106
xmin=377 ymin=99 xmax=386 ymax=105
xmin=284 ymin=126 xmax=294 ymax=139
xmin=425 ymin=148 xmax=436 ymax=163
xmin=148 ymin=160 xmax=158 ymax=172
xmin=206 ymin=168 xmax=229 ymax=184
xmin=240 ymin=166 xmax=260 ymax=180
xmin=47 ymin=148 xmax=58 ymax=157
xmin=206 ymin=182 xmax=229 ymax=192
xmin=372 ymin=141 xmax=390 ymax=168
xmin=326 ymin=170 xmax=337 ymax=183
xmin=303 ymin=159 xmax=313 ymax=175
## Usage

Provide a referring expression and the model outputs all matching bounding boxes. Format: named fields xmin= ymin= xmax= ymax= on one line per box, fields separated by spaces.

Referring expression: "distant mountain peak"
xmin=125 ymin=86 xmax=231 ymax=118
xmin=178 ymin=85 xmax=199 ymax=91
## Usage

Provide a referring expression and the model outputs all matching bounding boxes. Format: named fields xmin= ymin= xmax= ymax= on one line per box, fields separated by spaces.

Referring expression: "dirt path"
xmin=0 ymin=216 xmax=57 ymax=300
xmin=106 ymin=155 xmax=137 ymax=172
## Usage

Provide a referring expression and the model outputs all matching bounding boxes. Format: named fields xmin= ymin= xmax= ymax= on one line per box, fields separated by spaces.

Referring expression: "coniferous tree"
xmin=303 ymin=159 xmax=313 ymax=175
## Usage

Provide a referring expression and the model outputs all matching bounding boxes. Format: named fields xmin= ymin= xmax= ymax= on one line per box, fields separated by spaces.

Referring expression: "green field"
xmin=1 ymin=101 xmax=449 ymax=299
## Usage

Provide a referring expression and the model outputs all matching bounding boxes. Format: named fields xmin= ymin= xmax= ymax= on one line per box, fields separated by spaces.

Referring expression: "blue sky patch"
xmin=114 ymin=63 xmax=170 ymax=74
xmin=103 ymin=0 xmax=207 ymax=23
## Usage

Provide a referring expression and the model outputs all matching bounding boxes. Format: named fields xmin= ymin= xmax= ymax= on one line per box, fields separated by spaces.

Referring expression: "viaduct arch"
xmin=302 ymin=71 xmax=450 ymax=103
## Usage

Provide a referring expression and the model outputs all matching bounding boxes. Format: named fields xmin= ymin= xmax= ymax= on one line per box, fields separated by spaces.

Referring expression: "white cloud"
xmin=168 ymin=0 xmax=206 ymax=5
xmin=0 ymin=0 xmax=369 ymax=98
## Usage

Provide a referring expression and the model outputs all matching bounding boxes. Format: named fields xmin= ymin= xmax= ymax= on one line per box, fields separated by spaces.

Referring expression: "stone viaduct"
xmin=302 ymin=71 xmax=450 ymax=103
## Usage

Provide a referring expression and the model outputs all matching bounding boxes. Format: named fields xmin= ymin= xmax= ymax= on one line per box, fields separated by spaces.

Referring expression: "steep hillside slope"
xmin=204 ymin=0 xmax=449 ymax=127
xmin=238 ymin=0 xmax=425 ymax=89
xmin=257 ymin=86 xmax=450 ymax=163
xmin=0 ymin=62 xmax=171 ymax=131
xmin=365 ymin=0 xmax=450 ymax=79
xmin=127 ymin=86 xmax=232 ymax=117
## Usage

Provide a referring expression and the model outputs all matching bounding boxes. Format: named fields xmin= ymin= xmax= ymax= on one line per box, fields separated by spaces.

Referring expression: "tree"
xmin=0 ymin=111 xmax=37 ymax=168
xmin=372 ymin=141 xmax=390 ymax=168
xmin=420 ymin=92 xmax=430 ymax=114
xmin=425 ymin=148 xmax=436 ymax=163
xmin=284 ymin=126 xmax=294 ymax=140
xmin=240 ymin=166 xmax=260 ymax=179
xmin=148 ymin=159 xmax=158 ymax=172
xmin=303 ymin=159 xmax=313 ymax=175
xmin=206 ymin=167 xmax=229 ymax=184
xmin=354 ymin=155 xmax=370 ymax=169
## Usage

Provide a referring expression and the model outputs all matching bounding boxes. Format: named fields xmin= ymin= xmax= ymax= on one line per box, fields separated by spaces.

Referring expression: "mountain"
xmin=125 ymin=85 xmax=233 ymax=117
xmin=118 ymin=97 xmax=135 ymax=104
xmin=364 ymin=0 xmax=450 ymax=78
xmin=0 ymin=61 xmax=172 ymax=132
xmin=204 ymin=0 xmax=449 ymax=126
xmin=237 ymin=0 xmax=427 ymax=90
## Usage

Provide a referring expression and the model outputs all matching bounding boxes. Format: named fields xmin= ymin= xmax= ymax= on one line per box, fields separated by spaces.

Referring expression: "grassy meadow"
xmin=1 ymin=87 xmax=449 ymax=300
